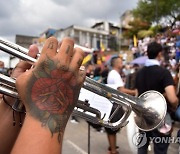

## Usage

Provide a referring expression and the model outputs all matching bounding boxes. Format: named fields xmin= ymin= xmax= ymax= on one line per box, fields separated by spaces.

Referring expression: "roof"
xmin=59 ymin=25 xmax=109 ymax=35
xmin=40 ymin=28 xmax=57 ymax=38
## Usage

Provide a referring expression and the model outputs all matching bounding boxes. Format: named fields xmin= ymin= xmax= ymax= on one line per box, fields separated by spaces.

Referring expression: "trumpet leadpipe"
xmin=0 ymin=73 xmax=16 ymax=87
xmin=0 ymin=83 xmax=18 ymax=98
xmin=0 ymin=39 xmax=36 ymax=64
xmin=0 ymin=73 xmax=18 ymax=98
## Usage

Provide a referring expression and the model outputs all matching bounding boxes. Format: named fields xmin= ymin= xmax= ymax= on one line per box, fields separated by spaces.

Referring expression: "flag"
xmin=82 ymin=54 xmax=92 ymax=65
xmin=100 ymin=41 xmax=105 ymax=52
xmin=133 ymin=35 xmax=137 ymax=47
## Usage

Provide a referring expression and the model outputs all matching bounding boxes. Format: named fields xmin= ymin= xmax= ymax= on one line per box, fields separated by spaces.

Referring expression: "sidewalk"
xmin=62 ymin=119 xmax=180 ymax=154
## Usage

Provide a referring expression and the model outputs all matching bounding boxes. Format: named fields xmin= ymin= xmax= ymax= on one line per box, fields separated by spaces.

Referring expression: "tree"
xmin=137 ymin=30 xmax=154 ymax=38
xmin=123 ymin=18 xmax=150 ymax=38
xmin=133 ymin=0 xmax=180 ymax=27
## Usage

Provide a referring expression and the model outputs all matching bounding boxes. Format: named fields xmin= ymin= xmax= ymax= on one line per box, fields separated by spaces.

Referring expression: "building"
xmin=15 ymin=21 xmax=130 ymax=52
xmin=91 ymin=21 xmax=121 ymax=50
xmin=54 ymin=21 xmax=128 ymax=51
xmin=55 ymin=24 xmax=108 ymax=50
xmin=16 ymin=34 xmax=39 ymax=49
xmin=121 ymin=10 xmax=134 ymax=29
xmin=54 ymin=21 xmax=119 ymax=51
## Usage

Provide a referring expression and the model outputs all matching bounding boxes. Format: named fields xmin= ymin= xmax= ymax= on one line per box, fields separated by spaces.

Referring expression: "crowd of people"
xmin=0 ymin=28 xmax=180 ymax=154
xmin=70 ymin=30 xmax=180 ymax=154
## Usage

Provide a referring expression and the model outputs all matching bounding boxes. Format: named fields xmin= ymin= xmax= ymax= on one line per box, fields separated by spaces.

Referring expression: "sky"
xmin=0 ymin=0 xmax=138 ymax=42
xmin=0 ymin=0 xmax=138 ymax=65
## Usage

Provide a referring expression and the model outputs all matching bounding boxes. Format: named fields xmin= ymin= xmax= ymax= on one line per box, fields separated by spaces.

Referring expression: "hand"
xmin=0 ymin=44 xmax=39 ymax=154
xmin=15 ymin=37 xmax=86 ymax=141
xmin=3 ymin=44 xmax=39 ymax=106
xmin=134 ymin=89 xmax=138 ymax=97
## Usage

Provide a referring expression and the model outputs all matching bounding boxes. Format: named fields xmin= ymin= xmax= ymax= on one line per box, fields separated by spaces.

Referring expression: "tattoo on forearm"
xmin=26 ymin=56 xmax=81 ymax=143
xmin=47 ymin=41 xmax=54 ymax=49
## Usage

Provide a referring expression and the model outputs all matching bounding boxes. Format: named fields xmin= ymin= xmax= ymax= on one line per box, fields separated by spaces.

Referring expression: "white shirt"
xmin=107 ymin=69 xmax=124 ymax=89
xmin=145 ymin=59 xmax=160 ymax=66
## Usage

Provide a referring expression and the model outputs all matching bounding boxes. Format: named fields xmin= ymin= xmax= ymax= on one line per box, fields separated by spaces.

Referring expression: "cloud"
xmin=0 ymin=0 xmax=20 ymax=18
xmin=51 ymin=0 xmax=73 ymax=6
xmin=0 ymin=0 xmax=138 ymax=42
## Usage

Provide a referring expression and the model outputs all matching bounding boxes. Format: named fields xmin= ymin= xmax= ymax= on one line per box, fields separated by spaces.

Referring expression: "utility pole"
xmin=155 ymin=0 xmax=158 ymax=34
xmin=119 ymin=13 xmax=122 ymax=53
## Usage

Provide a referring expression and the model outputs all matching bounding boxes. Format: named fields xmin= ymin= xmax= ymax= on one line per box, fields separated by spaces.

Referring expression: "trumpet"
xmin=0 ymin=37 xmax=167 ymax=131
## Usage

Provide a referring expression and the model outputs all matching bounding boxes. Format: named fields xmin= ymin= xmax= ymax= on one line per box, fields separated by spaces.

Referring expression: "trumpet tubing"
xmin=0 ymin=37 xmax=167 ymax=130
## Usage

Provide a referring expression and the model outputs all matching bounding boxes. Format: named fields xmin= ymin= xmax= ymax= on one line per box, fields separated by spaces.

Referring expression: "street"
xmin=62 ymin=117 xmax=180 ymax=154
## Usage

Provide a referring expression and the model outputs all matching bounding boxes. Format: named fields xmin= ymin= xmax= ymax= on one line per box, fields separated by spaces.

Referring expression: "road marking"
xmin=66 ymin=140 xmax=88 ymax=154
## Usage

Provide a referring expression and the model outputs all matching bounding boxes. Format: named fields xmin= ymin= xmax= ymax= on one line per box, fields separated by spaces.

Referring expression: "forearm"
xmin=170 ymin=98 xmax=179 ymax=111
xmin=165 ymin=85 xmax=179 ymax=111
xmin=118 ymin=87 xmax=136 ymax=96
xmin=0 ymin=98 xmax=25 ymax=154
xmin=11 ymin=114 xmax=64 ymax=154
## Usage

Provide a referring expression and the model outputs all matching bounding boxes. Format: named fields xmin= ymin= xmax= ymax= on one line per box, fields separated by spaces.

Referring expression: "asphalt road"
xmin=62 ymin=117 xmax=180 ymax=154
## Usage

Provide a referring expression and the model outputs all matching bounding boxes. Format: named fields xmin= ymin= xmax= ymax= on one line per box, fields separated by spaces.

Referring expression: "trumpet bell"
xmin=134 ymin=90 xmax=167 ymax=131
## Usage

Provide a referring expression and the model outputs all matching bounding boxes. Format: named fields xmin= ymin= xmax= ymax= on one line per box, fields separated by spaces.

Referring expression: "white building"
xmin=54 ymin=21 xmax=113 ymax=50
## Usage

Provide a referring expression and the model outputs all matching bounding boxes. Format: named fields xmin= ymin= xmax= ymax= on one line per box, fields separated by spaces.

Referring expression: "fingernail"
xmin=79 ymin=66 xmax=85 ymax=71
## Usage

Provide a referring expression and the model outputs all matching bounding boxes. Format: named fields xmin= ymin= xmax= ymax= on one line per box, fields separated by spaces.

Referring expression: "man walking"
xmin=106 ymin=56 xmax=136 ymax=154
xmin=135 ymin=41 xmax=178 ymax=154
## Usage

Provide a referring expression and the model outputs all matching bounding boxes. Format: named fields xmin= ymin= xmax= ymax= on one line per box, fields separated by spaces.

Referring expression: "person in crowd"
xmin=163 ymin=45 xmax=171 ymax=63
xmin=175 ymin=47 xmax=180 ymax=63
xmin=93 ymin=66 xmax=102 ymax=82
xmin=131 ymin=46 xmax=140 ymax=59
xmin=0 ymin=60 xmax=4 ymax=68
xmin=0 ymin=37 xmax=86 ymax=154
xmin=125 ymin=64 xmax=140 ymax=90
xmin=0 ymin=60 xmax=8 ymax=76
xmin=92 ymin=50 xmax=98 ymax=64
xmin=85 ymin=62 xmax=95 ymax=78
xmin=171 ymin=63 xmax=180 ymax=139
xmin=106 ymin=56 xmax=136 ymax=154
xmin=101 ymin=64 xmax=109 ymax=84
xmin=135 ymin=41 xmax=179 ymax=154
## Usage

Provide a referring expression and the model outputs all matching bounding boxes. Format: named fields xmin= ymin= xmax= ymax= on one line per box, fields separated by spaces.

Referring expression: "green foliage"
xmin=149 ymin=25 xmax=163 ymax=33
xmin=133 ymin=0 xmax=180 ymax=27
xmin=123 ymin=18 xmax=150 ymax=38
xmin=138 ymin=30 xmax=154 ymax=38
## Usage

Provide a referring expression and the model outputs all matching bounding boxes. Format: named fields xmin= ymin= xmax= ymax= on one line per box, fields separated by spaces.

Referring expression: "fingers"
xmin=57 ymin=41 xmax=62 ymax=50
xmin=56 ymin=37 xmax=74 ymax=65
xmin=11 ymin=44 xmax=39 ymax=78
xmin=69 ymin=48 xmax=85 ymax=86
xmin=40 ymin=37 xmax=58 ymax=59
xmin=69 ymin=47 xmax=85 ymax=72
xmin=77 ymin=66 xmax=86 ymax=85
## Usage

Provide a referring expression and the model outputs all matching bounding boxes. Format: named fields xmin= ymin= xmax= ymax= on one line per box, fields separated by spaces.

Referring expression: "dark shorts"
xmin=105 ymin=104 xmax=124 ymax=134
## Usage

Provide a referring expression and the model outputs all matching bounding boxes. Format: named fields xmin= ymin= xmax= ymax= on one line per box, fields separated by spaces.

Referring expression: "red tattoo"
xmin=31 ymin=70 xmax=74 ymax=114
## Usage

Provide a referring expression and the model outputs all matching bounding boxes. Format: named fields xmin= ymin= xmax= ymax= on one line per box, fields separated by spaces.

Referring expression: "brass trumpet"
xmin=0 ymin=37 xmax=167 ymax=131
